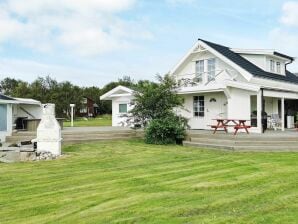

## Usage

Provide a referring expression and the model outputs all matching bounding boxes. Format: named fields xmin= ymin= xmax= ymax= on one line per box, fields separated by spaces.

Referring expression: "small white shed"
xmin=100 ymin=86 xmax=134 ymax=127
xmin=0 ymin=94 xmax=42 ymax=142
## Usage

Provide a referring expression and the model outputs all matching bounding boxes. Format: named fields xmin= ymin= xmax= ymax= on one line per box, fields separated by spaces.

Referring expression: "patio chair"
xmin=269 ymin=114 xmax=281 ymax=131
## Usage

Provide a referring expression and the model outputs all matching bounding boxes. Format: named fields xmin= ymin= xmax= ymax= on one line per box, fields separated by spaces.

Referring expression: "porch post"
xmin=257 ymin=90 xmax=262 ymax=133
xmin=281 ymin=97 xmax=285 ymax=131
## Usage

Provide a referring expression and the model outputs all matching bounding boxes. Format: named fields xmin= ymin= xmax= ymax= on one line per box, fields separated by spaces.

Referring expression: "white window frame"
xmin=195 ymin=60 xmax=204 ymax=82
xmin=193 ymin=96 xmax=204 ymax=117
xmin=207 ymin=58 xmax=216 ymax=82
xmin=270 ymin=60 xmax=275 ymax=72
xmin=119 ymin=103 xmax=128 ymax=114
xmin=276 ymin=62 xmax=281 ymax=74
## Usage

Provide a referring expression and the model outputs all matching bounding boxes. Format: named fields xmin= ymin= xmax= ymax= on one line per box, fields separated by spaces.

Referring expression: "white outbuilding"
xmin=100 ymin=86 xmax=135 ymax=127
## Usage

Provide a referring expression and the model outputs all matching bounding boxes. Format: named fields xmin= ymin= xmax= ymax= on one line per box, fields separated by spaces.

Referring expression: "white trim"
xmin=250 ymin=77 xmax=298 ymax=93
xmin=169 ymin=40 xmax=253 ymax=81
xmin=263 ymin=90 xmax=298 ymax=99
xmin=224 ymin=80 xmax=260 ymax=92
xmin=100 ymin=85 xmax=134 ymax=100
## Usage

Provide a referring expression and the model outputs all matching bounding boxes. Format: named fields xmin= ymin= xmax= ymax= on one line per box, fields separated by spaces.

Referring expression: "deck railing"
xmin=176 ymin=69 xmax=239 ymax=87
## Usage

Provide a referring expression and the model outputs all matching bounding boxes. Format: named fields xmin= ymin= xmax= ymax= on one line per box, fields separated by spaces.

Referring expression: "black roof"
xmin=198 ymin=39 xmax=298 ymax=84
xmin=0 ymin=93 xmax=15 ymax=101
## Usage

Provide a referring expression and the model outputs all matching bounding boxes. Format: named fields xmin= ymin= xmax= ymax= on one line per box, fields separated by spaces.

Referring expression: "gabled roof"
xmin=198 ymin=39 xmax=298 ymax=84
xmin=100 ymin=85 xmax=134 ymax=100
xmin=0 ymin=94 xmax=41 ymax=105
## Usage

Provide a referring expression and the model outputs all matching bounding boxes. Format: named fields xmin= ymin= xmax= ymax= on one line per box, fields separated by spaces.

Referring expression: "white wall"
xmin=240 ymin=54 xmax=266 ymax=71
xmin=227 ymin=88 xmax=252 ymax=132
xmin=12 ymin=104 xmax=42 ymax=120
xmin=174 ymin=50 xmax=242 ymax=83
xmin=112 ymin=95 xmax=134 ymax=126
xmin=178 ymin=92 xmax=227 ymax=129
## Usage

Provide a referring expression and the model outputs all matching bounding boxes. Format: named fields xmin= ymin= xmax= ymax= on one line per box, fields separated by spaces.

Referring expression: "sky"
xmin=0 ymin=0 xmax=297 ymax=87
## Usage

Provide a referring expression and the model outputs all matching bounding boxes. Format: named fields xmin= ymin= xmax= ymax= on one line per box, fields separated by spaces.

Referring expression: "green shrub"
xmin=145 ymin=114 xmax=188 ymax=145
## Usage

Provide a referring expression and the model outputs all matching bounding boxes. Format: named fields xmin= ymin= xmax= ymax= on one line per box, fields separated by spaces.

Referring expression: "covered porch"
xmin=251 ymin=89 xmax=298 ymax=133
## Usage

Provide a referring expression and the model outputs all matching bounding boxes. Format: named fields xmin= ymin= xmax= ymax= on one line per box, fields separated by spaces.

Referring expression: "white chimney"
xmin=35 ymin=104 xmax=62 ymax=155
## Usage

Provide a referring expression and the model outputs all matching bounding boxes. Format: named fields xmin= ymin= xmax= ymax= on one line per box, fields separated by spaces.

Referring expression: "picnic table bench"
xmin=211 ymin=119 xmax=251 ymax=135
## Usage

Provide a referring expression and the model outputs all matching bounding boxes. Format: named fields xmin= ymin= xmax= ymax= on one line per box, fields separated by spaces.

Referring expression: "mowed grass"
xmin=64 ymin=115 xmax=112 ymax=127
xmin=0 ymin=140 xmax=297 ymax=224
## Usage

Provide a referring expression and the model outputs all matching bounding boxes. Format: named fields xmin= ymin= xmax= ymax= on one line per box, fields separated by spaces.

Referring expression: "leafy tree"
xmin=131 ymin=74 xmax=188 ymax=144
xmin=131 ymin=74 xmax=183 ymax=125
xmin=0 ymin=78 xmax=25 ymax=96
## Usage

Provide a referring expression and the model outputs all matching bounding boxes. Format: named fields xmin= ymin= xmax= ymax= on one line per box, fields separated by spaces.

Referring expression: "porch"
xmin=184 ymin=129 xmax=298 ymax=151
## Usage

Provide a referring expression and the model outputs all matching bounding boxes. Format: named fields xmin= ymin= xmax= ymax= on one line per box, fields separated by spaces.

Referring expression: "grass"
xmin=64 ymin=114 xmax=112 ymax=127
xmin=0 ymin=140 xmax=297 ymax=224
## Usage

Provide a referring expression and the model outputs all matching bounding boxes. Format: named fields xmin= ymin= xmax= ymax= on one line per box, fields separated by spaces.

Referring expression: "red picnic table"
xmin=211 ymin=118 xmax=251 ymax=135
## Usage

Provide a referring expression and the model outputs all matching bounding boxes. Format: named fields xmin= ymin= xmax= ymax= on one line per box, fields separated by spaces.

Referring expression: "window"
xmin=193 ymin=96 xmax=204 ymax=117
xmin=80 ymin=107 xmax=87 ymax=113
xmin=207 ymin=58 xmax=216 ymax=81
xmin=276 ymin=62 xmax=281 ymax=74
xmin=119 ymin=104 xmax=128 ymax=113
xmin=195 ymin=60 xmax=204 ymax=82
xmin=270 ymin=60 xmax=275 ymax=72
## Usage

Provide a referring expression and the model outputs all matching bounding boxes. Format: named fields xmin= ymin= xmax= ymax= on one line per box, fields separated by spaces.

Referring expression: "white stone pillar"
xmin=257 ymin=90 xmax=262 ymax=133
xmin=281 ymin=97 xmax=285 ymax=131
xmin=36 ymin=104 xmax=62 ymax=156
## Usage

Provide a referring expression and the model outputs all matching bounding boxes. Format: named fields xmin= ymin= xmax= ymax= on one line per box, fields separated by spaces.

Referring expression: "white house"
xmin=101 ymin=39 xmax=298 ymax=133
xmin=100 ymin=86 xmax=135 ymax=126
xmin=0 ymin=94 xmax=42 ymax=142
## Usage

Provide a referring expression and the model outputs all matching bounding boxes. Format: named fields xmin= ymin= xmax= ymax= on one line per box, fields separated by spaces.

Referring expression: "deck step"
xmin=6 ymin=129 xmax=143 ymax=144
xmin=183 ymin=141 xmax=234 ymax=150
xmin=190 ymin=137 xmax=298 ymax=146
xmin=183 ymin=141 xmax=298 ymax=152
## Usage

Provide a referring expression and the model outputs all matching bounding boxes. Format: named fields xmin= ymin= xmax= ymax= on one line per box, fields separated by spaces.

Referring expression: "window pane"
xmin=207 ymin=58 xmax=216 ymax=81
xmin=276 ymin=62 xmax=281 ymax=73
xmin=193 ymin=96 xmax=204 ymax=117
xmin=119 ymin=104 xmax=128 ymax=113
xmin=270 ymin=60 xmax=275 ymax=72
xmin=196 ymin=60 xmax=204 ymax=82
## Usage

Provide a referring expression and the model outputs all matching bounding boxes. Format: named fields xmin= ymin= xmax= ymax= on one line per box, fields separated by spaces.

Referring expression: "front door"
xmin=0 ymin=104 xmax=7 ymax=131
xmin=205 ymin=94 xmax=227 ymax=128
xmin=189 ymin=96 xmax=206 ymax=129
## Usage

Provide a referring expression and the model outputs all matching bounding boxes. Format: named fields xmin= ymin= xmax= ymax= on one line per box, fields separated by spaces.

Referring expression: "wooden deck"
xmin=184 ymin=129 xmax=298 ymax=152
xmin=6 ymin=127 xmax=144 ymax=145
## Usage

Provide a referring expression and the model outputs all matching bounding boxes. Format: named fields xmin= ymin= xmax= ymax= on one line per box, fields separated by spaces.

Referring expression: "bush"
xmin=145 ymin=114 xmax=188 ymax=145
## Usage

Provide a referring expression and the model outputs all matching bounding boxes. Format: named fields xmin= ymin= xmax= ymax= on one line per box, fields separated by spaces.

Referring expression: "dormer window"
xmin=276 ymin=62 xmax=281 ymax=74
xmin=270 ymin=60 xmax=275 ymax=72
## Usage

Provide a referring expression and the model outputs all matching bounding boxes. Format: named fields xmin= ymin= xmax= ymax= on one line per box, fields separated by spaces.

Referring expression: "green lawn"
xmin=64 ymin=115 xmax=112 ymax=127
xmin=0 ymin=140 xmax=297 ymax=224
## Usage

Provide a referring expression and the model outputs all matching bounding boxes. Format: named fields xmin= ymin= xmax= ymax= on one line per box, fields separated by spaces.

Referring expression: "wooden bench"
xmin=234 ymin=125 xmax=251 ymax=135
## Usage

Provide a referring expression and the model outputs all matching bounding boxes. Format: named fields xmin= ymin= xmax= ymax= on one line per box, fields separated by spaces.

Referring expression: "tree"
xmin=131 ymin=74 xmax=188 ymax=144
xmin=131 ymin=74 xmax=183 ymax=125
xmin=0 ymin=78 xmax=24 ymax=96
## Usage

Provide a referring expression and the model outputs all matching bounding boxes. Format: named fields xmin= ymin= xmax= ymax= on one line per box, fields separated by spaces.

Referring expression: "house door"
xmin=205 ymin=95 xmax=227 ymax=129
xmin=0 ymin=104 xmax=7 ymax=131
xmin=189 ymin=96 xmax=206 ymax=129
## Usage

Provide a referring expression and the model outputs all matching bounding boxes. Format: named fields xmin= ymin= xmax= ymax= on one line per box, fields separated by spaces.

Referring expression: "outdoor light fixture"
xmin=209 ymin=98 xmax=216 ymax=102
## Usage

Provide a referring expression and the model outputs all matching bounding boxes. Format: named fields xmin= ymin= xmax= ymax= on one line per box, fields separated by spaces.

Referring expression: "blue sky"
xmin=0 ymin=0 xmax=297 ymax=86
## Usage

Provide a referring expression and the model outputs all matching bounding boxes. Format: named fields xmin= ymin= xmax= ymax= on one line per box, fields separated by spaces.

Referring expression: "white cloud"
xmin=267 ymin=1 xmax=298 ymax=72
xmin=280 ymin=1 xmax=298 ymax=27
xmin=0 ymin=0 xmax=152 ymax=56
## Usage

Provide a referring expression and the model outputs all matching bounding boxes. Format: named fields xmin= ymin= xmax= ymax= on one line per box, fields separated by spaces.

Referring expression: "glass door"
xmin=0 ymin=104 xmax=7 ymax=131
